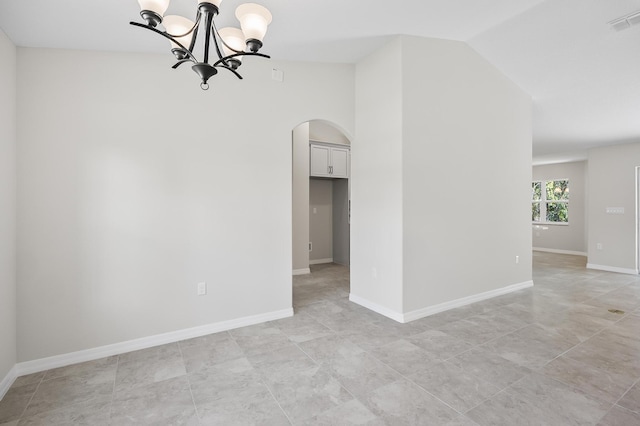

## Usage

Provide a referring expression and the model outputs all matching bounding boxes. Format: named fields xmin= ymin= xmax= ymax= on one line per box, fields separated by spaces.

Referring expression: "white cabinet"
xmin=331 ymin=148 xmax=349 ymax=177
xmin=310 ymin=143 xmax=349 ymax=178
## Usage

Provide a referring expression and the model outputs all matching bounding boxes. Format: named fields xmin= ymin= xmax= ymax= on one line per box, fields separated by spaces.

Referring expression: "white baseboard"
xmin=586 ymin=263 xmax=639 ymax=275
xmin=350 ymin=280 xmax=534 ymax=324
xmin=14 ymin=308 xmax=293 ymax=377
xmin=309 ymin=258 xmax=333 ymax=265
xmin=348 ymin=294 xmax=405 ymax=323
xmin=0 ymin=365 xmax=18 ymax=400
xmin=533 ymin=248 xmax=587 ymax=256
xmin=292 ymin=268 xmax=311 ymax=275
xmin=403 ymin=280 xmax=534 ymax=323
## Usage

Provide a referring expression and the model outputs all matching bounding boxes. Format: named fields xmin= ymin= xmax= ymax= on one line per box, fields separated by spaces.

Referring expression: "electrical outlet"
xmin=596 ymin=243 xmax=603 ymax=250
xmin=197 ymin=282 xmax=207 ymax=296
xmin=606 ymin=207 xmax=624 ymax=214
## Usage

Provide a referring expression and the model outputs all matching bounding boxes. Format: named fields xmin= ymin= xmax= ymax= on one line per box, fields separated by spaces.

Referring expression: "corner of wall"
xmin=0 ymin=28 xmax=18 ymax=398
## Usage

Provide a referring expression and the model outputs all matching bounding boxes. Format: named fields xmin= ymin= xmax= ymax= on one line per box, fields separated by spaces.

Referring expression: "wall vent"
xmin=609 ymin=11 xmax=640 ymax=31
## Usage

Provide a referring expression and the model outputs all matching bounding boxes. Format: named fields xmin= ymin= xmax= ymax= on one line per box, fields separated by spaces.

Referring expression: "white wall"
xmin=532 ymin=161 xmax=587 ymax=254
xmin=16 ymin=47 xmax=354 ymax=362
xmin=401 ymin=36 xmax=532 ymax=313
xmin=309 ymin=120 xmax=350 ymax=145
xmin=352 ymin=38 xmax=405 ymax=315
xmin=352 ymin=36 xmax=532 ymax=320
xmin=587 ymin=142 xmax=640 ymax=273
xmin=309 ymin=179 xmax=333 ymax=262
xmin=0 ymin=29 xmax=17 ymax=388
xmin=332 ymin=179 xmax=350 ymax=266
xmin=292 ymin=123 xmax=310 ymax=273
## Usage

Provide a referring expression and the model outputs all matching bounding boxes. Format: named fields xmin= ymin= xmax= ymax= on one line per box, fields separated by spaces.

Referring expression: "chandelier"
xmin=131 ymin=0 xmax=272 ymax=90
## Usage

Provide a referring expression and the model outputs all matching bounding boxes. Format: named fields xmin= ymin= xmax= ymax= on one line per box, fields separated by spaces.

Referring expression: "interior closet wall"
xmin=332 ymin=179 xmax=350 ymax=266
xmin=309 ymin=177 xmax=350 ymax=266
xmin=309 ymin=179 xmax=333 ymax=263
xmin=292 ymin=123 xmax=310 ymax=273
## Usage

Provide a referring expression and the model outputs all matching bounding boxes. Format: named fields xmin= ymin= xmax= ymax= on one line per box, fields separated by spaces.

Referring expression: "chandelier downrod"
xmin=131 ymin=0 xmax=272 ymax=90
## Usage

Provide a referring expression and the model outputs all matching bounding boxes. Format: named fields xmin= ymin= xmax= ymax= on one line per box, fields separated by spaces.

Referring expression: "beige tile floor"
xmin=1 ymin=251 xmax=640 ymax=425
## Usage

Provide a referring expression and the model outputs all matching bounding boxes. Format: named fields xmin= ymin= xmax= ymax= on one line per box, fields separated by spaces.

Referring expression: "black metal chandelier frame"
xmin=130 ymin=2 xmax=270 ymax=90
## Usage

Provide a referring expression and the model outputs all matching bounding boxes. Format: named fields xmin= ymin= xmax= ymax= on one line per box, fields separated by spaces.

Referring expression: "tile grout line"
xmin=262 ymin=381 xmax=294 ymax=426
xmin=106 ymin=355 xmax=119 ymax=422
xmin=356 ymin=344 xmax=467 ymax=418
xmin=176 ymin=341 xmax=201 ymax=423
xmin=16 ymin=372 xmax=45 ymax=422
xmin=462 ymin=385 xmax=522 ymax=418
xmin=607 ymin=375 xmax=640 ymax=417
xmin=292 ymin=340 xmax=361 ymax=412
xmin=538 ymin=303 xmax=635 ymax=371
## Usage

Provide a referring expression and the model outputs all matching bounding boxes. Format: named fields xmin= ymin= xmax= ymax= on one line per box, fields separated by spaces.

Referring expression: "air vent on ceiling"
xmin=609 ymin=11 xmax=640 ymax=31
xmin=627 ymin=12 xmax=640 ymax=26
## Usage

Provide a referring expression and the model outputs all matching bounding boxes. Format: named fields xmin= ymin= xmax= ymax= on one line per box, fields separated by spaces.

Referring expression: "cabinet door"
xmin=310 ymin=145 xmax=331 ymax=177
xmin=330 ymin=147 xmax=349 ymax=178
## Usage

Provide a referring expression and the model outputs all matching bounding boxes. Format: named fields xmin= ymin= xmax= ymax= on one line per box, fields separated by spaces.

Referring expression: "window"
xmin=532 ymin=179 xmax=569 ymax=223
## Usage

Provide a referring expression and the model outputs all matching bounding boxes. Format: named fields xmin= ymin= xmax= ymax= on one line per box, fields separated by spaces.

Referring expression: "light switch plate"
xmin=271 ymin=68 xmax=284 ymax=82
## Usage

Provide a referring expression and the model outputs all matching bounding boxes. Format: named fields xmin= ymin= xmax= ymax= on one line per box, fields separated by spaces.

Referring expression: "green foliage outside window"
xmin=532 ymin=180 xmax=568 ymax=223
xmin=546 ymin=180 xmax=569 ymax=201
xmin=546 ymin=202 xmax=568 ymax=222
xmin=532 ymin=182 xmax=541 ymax=200
xmin=532 ymin=202 xmax=541 ymax=222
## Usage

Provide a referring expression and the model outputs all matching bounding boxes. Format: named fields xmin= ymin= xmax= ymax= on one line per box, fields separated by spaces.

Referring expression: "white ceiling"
xmin=1 ymin=0 xmax=639 ymax=164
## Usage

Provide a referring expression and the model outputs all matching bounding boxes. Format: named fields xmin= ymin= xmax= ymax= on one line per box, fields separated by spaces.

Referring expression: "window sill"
xmin=533 ymin=222 xmax=569 ymax=227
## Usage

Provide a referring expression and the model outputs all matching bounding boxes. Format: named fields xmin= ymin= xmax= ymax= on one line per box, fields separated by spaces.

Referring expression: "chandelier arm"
xmin=212 ymin=52 xmax=270 ymax=67
xmin=210 ymin=24 xmax=227 ymax=63
xmin=209 ymin=19 xmax=247 ymax=70
xmin=215 ymin=63 xmax=244 ymax=80
xmin=129 ymin=21 xmax=198 ymax=63
xmin=210 ymin=27 xmax=234 ymax=69
xmin=171 ymin=58 xmax=194 ymax=69
xmin=165 ymin=13 xmax=200 ymax=41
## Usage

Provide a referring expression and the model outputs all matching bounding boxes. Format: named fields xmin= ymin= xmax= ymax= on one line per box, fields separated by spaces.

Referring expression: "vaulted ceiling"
xmin=1 ymin=0 xmax=639 ymax=164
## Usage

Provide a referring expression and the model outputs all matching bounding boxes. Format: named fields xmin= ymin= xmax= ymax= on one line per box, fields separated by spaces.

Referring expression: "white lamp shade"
xmin=218 ymin=27 xmax=246 ymax=61
xmin=137 ymin=0 xmax=171 ymax=16
xmin=200 ymin=0 xmax=223 ymax=7
xmin=235 ymin=3 xmax=272 ymax=42
xmin=163 ymin=15 xmax=195 ymax=49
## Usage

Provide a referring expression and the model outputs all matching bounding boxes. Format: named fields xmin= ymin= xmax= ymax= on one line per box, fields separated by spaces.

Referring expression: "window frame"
xmin=532 ymin=179 xmax=569 ymax=225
